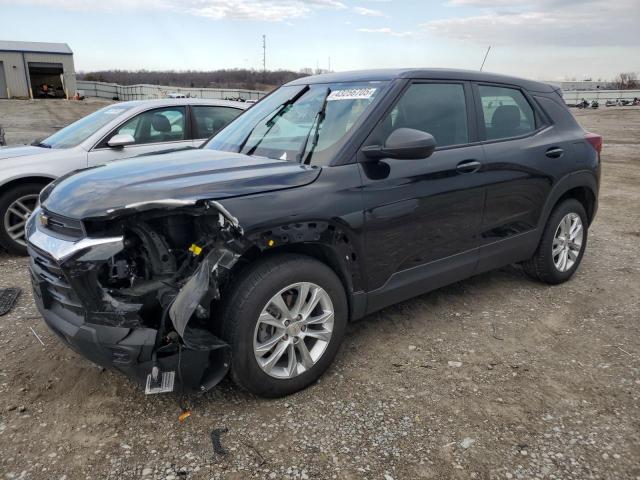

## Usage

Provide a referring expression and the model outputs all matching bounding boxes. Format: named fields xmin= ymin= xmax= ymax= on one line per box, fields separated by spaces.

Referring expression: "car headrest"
xmin=151 ymin=114 xmax=171 ymax=133
xmin=491 ymin=105 xmax=521 ymax=130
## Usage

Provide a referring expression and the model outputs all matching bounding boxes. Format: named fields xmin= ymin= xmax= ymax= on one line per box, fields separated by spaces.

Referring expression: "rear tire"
xmin=522 ymin=198 xmax=588 ymax=284
xmin=0 ymin=183 xmax=44 ymax=256
xmin=220 ymin=254 xmax=348 ymax=397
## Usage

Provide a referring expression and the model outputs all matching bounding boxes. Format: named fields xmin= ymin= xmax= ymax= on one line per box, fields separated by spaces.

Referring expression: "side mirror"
xmin=362 ymin=128 xmax=436 ymax=161
xmin=107 ymin=133 xmax=135 ymax=148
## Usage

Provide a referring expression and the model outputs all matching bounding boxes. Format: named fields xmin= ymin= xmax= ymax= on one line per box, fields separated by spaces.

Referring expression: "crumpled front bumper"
xmin=26 ymin=207 xmax=230 ymax=392
xmin=32 ymin=291 xmax=159 ymax=386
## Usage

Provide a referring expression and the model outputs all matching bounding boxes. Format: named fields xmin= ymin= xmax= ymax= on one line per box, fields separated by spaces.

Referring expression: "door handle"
xmin=545 ymin=147 xmax=564 ymax=158
xmin=456 ymin=160 xmax=481 ymax=174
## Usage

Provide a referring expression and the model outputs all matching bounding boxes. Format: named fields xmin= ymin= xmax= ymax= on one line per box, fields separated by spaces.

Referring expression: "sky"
xmin=1 ymin=0 xmax=638 ymax=81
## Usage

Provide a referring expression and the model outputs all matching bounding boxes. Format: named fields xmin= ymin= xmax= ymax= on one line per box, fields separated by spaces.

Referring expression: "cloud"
xmin=0 ymin=0 xmax=346 ymax=21
xmin=357 ymin=27 xmax=415 ymax=38
xmin=423 ymin=0 xmax=639 ymax=47
xmin=445 ymin=0 xmax=597 ymax=6
xmin=353 ymin=6 xmax=385 ymax=16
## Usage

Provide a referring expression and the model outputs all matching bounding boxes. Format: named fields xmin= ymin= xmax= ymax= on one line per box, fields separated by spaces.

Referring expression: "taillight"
xmin=585 ymin=132 xmax=603 ymax=154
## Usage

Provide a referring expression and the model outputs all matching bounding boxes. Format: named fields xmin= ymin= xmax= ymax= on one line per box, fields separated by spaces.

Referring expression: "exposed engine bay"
xmin=29 ymin=200 xmax=253 ymax=393
xmin=90 ymin=201 xmax=247 ymax=333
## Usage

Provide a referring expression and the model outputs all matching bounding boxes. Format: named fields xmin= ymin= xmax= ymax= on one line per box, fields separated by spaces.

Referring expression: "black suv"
xmin=27 ymin=69 xmax=602 ymax=397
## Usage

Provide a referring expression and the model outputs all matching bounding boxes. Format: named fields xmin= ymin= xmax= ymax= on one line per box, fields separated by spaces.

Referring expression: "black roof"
xmin=287 ymin=68 xmax=556 ymax=93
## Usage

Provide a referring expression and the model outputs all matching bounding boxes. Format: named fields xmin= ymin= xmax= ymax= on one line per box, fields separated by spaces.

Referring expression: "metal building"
xmin=0 ymin=40 xmax=76 ymax=99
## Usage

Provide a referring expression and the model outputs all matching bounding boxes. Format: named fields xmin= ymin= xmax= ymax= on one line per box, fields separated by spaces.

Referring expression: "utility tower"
xmin=262 ymin=35 xmax=266 ymax=73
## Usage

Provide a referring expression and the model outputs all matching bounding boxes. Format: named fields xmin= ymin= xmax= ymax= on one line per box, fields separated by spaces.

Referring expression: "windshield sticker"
xmin=104 ymin=108 xmax=127 ymax=115
xmin=327 ymin=88 xmax=376 ymax=101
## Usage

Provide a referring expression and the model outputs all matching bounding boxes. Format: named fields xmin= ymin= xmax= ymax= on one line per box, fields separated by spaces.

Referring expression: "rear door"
xmin=190 ymin=105 xmax=243 ymax=146
xmin=87 ymin=106 xmax=192 ymax=166
xmin=359 ymin=80 xmax=486 ymax=310
xmin=473 ymin=83 xmax=561 ymax=270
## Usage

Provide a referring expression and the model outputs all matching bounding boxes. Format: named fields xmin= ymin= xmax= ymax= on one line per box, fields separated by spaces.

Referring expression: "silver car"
xmin=0 ymin=98 xmax=247 ymax=254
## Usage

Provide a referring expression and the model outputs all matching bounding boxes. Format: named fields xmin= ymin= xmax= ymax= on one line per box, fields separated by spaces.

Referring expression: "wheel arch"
xmin=555 ymin=186 xmax=596 ymax=225
xmin=0 ymin=176 xmax=55 ymax=197
xmin=230 ymin=240 xmax=362 ymax=322
xmin=539 ymin=171 xmax=598 ymax=230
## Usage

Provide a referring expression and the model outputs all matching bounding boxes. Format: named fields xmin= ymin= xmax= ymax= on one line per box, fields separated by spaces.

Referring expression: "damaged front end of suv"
xmin=28 ymin=199 xmax=252 ymax=393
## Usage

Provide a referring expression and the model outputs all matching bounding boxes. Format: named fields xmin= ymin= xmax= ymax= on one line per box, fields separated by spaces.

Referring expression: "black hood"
xmin=42 ymin=149 xmax=321 ymax=220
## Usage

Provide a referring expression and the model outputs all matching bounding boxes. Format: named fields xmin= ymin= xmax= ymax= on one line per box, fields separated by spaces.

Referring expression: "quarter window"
xmin=113 ymin=107 xmax=186 ymax=145
xmin=478 ymin=85 xmax=536 ymax=140
xmin=376 ymin=83 xmax=469 ymax=148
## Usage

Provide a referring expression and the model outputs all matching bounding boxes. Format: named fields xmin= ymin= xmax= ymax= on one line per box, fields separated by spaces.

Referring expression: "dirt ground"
xmin=0 ymin=98 xmax=113 ymax=146
xmin=0 ymin=100 xmax=638 ymax=480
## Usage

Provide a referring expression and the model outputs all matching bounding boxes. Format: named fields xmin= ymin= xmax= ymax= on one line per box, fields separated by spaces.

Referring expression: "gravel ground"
xmin=0 ymin=98 xmax=113 ymax=146
xmin=0 ymin=101 xmax=638 ymax=480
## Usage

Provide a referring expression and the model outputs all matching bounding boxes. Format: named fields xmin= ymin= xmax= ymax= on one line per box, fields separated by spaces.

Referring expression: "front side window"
xmin=113 ymin=107 xmax=186 ymax=145
xmin=478 ymin=85 xmax=536 ymax=140
xmin=373 ymin=83 xmax=469 ymax=149
xmin=205 ymin=81 xmax=388 ymax=166
xmin=192 ymin=106 xmax=242 ymax=139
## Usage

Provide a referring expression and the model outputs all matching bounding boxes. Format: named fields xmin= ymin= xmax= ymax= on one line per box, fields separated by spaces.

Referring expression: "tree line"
xmin=613 ymin=73 xmax=639 ymax=90
xmin=78 ymin=69 xmax=309 ymax=91
xmin=78 ymin=69 xmax=640 ymax=91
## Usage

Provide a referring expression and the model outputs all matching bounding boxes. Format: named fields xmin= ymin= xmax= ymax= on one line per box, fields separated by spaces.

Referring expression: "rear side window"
xmin=378 ymin=83 xmax=469 ymax=148
xmin=192 ymin=106 xmax=242 ymax=139
xmin=478 ymin=85 xmax=535 ymax=140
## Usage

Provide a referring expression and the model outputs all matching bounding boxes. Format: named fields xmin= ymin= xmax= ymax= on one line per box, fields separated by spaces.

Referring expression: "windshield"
xmin=205 ymin=81 xmax=388 ymax=165
xmin=41 ymin=105 xmax=136 ymax=149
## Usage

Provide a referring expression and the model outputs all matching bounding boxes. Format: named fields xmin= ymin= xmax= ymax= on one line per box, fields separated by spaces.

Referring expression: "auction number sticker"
xmin=327 ymin=88 xmax=376 ymax=101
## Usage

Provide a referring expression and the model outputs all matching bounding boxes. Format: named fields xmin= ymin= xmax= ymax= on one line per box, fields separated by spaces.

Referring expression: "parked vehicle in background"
xmin=167 ymin=92 xmax=187 ymax=98
xmin=577 ymin=98 xmax=589 ymax=109
xmin=0 ymin=98 xmax=247 ymax=254
xmin=27 ymin=69 xmax=602 ymax=398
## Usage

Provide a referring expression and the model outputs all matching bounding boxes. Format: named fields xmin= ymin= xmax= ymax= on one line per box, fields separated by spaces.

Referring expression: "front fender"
xmin=245 ymin=219 xmax=363 ymax=296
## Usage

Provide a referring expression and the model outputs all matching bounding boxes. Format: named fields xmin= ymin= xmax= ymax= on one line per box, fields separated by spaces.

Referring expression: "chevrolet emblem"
xmin=39 ymin=212 xmax=49 ymax=227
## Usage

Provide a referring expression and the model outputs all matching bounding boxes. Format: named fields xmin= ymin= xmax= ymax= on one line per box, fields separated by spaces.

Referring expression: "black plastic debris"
xmin=211 ymin=428 xmax=229 ymax=456
xmin=0 ymin=287 xmax=21 ymax=315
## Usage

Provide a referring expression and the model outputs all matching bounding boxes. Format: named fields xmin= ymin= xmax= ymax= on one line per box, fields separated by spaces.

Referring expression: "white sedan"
xmin=0 ymin=98 xmax=248 ymax=254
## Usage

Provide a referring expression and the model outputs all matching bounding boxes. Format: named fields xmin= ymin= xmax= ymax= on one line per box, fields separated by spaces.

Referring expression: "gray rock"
xmin=459 ymin=437 xmax=475 ymax=449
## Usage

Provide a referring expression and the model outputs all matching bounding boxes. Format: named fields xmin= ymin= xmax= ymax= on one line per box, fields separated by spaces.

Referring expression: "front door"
xmin=87 ymin=106 xmax=192 ymax=166
xmin=358 ymin=81 xmax=486 ymax=311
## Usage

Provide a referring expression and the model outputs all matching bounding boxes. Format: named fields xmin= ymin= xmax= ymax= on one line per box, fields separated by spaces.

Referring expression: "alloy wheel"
xmin=253 ymin=282 xmax=334 ymax=379
xmin=552 ymin=212 xmax=583 ymax=272
xmin=3 ymin=194 xmax=38 ymax=247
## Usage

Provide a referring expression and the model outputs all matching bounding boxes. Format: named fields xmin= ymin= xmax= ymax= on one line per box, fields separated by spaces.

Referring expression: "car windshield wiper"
xmin=296 ymin=87 xmax=331 ymax=164
xmin=31 ymin=140 xmax=51 ymax=148
xmin=237 ymin=85 xmax=310 ymax=156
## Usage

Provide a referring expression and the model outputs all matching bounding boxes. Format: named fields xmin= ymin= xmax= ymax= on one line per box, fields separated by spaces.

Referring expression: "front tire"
xmin=0 ymin=183 xmax=43 ymax=256
xmin=522 ymin=198 xmax=588 ymax=284
xmin=220 ymin=254 xmax=348 ymax=397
